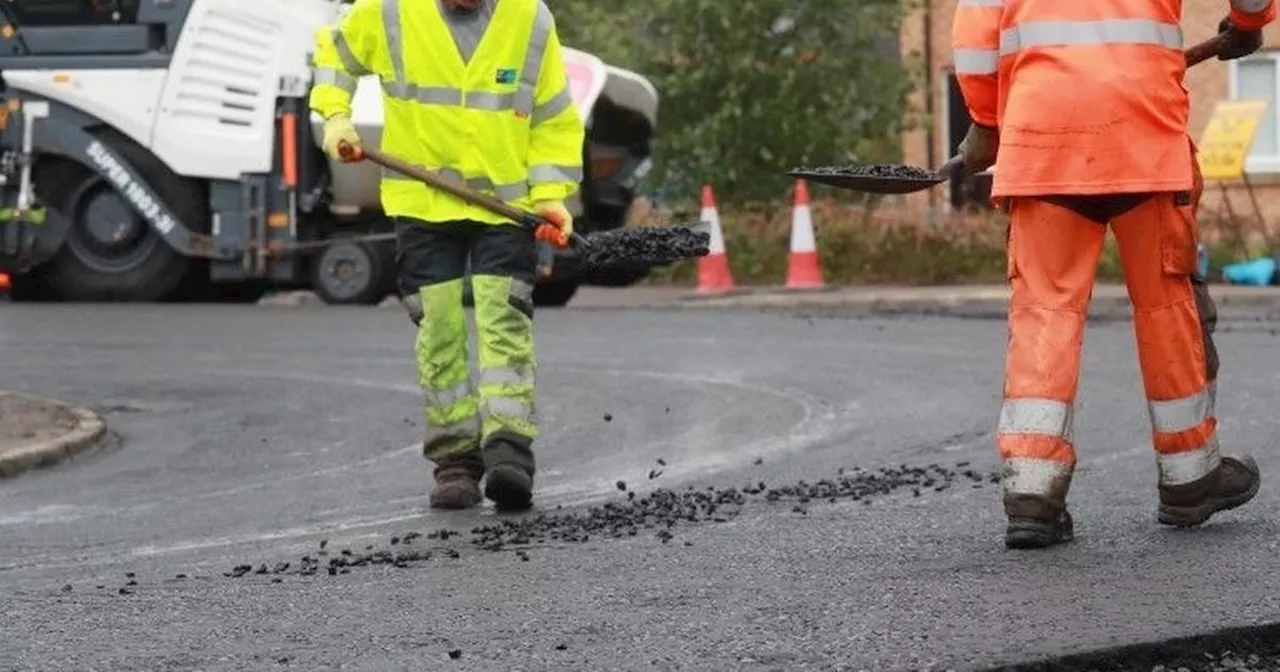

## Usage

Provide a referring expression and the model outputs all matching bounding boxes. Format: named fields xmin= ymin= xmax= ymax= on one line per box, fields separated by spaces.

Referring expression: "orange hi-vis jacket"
xmin=953 ymin=0 xmax=1277 ymax=197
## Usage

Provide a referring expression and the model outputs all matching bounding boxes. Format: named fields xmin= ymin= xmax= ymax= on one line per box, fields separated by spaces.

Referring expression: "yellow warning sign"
xmin=1198 ymin=100 xmax=1269 ymax=182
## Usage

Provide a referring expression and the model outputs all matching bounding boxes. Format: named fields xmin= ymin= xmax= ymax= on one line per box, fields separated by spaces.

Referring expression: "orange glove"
xmin=533 ymin=200 xmax=573 ymax=248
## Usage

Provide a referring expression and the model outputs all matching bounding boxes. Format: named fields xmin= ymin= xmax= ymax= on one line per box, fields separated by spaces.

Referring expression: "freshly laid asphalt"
xmin=1 ymin=292 xmax=1279 ymax=671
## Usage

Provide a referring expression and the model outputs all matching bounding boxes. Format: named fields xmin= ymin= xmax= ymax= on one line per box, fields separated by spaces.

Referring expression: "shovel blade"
xmin=786 ymin=168 xmax=948 ymax=195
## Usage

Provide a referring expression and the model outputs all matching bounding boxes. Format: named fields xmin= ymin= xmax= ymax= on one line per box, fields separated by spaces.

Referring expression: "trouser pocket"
xmin=1160 ymin=191 xmax=1199 ymax=277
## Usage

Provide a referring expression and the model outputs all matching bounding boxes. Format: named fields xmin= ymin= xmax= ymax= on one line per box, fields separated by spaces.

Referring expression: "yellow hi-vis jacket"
xmin=309 ymin=0 xmax=586 ymax=225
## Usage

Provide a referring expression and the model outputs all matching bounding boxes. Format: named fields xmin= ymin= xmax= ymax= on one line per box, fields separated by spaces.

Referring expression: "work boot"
xmin=1003 ymin=493 xmax=1074 ymax=550
xmin=1006 ymin=511 xmax=1075 ymax=550
xmin=481 ymin=438 xmax=535 ymax=511
xmin=428 ymin=454 xmax=484 ymax=510
xmin=1158 ymin=455 xmax=1261 ymax=528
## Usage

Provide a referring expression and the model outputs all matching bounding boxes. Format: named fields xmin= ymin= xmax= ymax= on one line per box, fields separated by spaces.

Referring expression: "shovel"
xmin=336 ymin=141 xmax=709 ymax=276
xmin=789 ymin=33 xmax=1230 ymax=195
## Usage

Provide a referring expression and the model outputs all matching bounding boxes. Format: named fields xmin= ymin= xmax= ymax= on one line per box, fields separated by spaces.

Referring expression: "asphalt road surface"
xmin=2 ymin=297 xmax=1280 ymax=671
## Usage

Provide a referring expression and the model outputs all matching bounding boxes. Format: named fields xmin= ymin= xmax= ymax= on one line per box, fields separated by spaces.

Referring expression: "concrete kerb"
xmin=0 ymin=390 xmax=108 ymax=479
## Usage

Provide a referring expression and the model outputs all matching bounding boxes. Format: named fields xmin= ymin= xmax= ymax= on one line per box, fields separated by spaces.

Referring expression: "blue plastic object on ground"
xmin=1221 ymin=256 xmax=1278 ymax=286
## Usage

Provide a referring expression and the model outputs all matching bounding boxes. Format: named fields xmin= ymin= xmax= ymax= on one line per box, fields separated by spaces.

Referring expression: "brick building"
xmin=898 ymin=2 xmax=1280 ymax=234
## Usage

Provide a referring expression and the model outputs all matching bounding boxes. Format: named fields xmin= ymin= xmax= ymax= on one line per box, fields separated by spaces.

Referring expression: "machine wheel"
xmin=311 ymin=239 xmax=387 ymax=305
xmin=584 ymin=264 xmax=652 ymax=287
xmin=36 ymin=132 xmax=206 ymax=302
xmin=4 ymin=268 xmax=62 ymax=302
xmin=532 ymin=279 xmax=579 ymax=307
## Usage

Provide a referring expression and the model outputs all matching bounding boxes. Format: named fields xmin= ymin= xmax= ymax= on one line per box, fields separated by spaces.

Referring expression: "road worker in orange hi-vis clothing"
xmin=952 ymin=0 xmax=1272 ymax=549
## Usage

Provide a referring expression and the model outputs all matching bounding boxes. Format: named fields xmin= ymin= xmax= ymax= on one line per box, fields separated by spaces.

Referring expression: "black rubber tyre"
xmin=311 ymin=239 xmax=387 ymax=305
xmin=531 ymin=279 xmax=579 ymax=307
xmin=583 ymin=263 xmax=651 ymax=287
xmin=5 ymin=268 xmax=62 ymax=302
xmin=37 ymin=130 xmax=206 ymax=302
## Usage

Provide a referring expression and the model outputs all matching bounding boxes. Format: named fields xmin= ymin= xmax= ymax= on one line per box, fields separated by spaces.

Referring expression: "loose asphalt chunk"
xmin=580 ymin=226 xmax=710 ymax=269
xmin=793 ymin=163 xmax=940 ymax=180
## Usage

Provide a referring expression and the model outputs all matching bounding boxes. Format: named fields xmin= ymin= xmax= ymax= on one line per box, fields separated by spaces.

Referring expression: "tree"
xmin=554 ymin=0 xmax=914 ymax=207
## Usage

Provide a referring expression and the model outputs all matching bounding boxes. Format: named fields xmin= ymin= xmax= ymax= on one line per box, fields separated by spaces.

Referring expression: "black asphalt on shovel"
xmin=337 ymin=142 xmax=709 ymax=277
xmin=789 ymin=33 xmax=1230 ymax=195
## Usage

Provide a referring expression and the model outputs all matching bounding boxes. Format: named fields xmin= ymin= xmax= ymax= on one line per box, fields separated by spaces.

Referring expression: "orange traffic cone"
xmin=785 ymin=179 xmax=824 ymax=290
xmin=696 ymin=184 xmax=735 ymax=294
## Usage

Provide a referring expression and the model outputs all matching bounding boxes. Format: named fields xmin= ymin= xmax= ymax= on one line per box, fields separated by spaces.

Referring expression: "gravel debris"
xmin=187 ymin=462 xmax=997 ymax=583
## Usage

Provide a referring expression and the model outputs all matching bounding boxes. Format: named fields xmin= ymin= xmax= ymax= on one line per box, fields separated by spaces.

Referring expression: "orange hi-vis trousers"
xmin=997 ymin=169 xmax=1221 ymax=518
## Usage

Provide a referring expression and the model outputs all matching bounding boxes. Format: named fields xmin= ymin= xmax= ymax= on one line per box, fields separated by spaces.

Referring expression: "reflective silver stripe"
xmin=510 ymin=279 xmax=534 ymax=305
xmin=313 ymin=67 xmax=357 ymax=93
xmin=528 ymin=164 xmax=582 ymax=184
xmin=382 ymin=166 xmax=529 ymax=200
xmin=331 ymin=27 xmax=371 ymax=77
xmin=424 ymin=380 xmax=473 ymax=408
xmin=514 ymin=1 xmax=554 ymax=117
xmin=484 ymin=396 xmax=535 ymax=421
xmin=383 ymin=82 xmax=463 ymax=105
xmin=1157 ymin=435 xmax=1222 ymax=487
xmin=954 ymin=49 xmax=999 ymax=75
xmin=425 ymin=416 xmax=481 ymax=444
xmin=531 ymin=87 xmax=573 ymax=126
xmin=1001 ymin=457 xmax=1073 ymax=496
xmin=379 ymin=84 xmax=523 ymax=112
xmin=1000 ymin=19 xmax=1183 ymax=55
xmin=381 ymin=0 xmax=405 ymax=83
xmin=1233 ymin=0 xmax=1272 ymax=13
xmin=997 ymin=398 xmax=1074 ymax=442
xmin=1148 ymin=384 xmax=1216 ymax=434
xmin=492 ymin=182 xmax=529 ymax=201
xmin=466 ymin=91 xmax=516 ymax=111
xmin=479 ymin=367 xmax=532 ymax=388
xmin=959 ymin=0 xmax=1003 ymax=5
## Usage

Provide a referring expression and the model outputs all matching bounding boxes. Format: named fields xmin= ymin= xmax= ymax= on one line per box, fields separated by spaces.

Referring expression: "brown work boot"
xmin=1004 ymin=494 xmax=1074 ymax=550
xmin=481 ymin=437 xmax=535 ymax=511
xmin=1158 ymin=455 xmax=1261 ymax=528
xmin=428 ymin=455 xmax=484 ymax=510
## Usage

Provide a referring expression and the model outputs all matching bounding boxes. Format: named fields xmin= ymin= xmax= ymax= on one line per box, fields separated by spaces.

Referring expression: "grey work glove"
xmin=959 ymin=122 xmax=999 ymax=174
xmin=1218 ymin=16 xmax=1264 ymax=61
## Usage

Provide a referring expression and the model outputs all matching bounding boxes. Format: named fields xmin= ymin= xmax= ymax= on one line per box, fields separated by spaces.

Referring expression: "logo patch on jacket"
xmin=495 ymin=68 xmax=518 ymax=85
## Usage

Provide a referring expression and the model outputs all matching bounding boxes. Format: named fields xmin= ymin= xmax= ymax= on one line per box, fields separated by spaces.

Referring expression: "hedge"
xmin=633 ymin=197 xmax=1269 ymax=287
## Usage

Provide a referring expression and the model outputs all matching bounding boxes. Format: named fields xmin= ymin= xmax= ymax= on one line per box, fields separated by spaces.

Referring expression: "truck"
xmin=0 ymin=0 xmax=660 ymax=307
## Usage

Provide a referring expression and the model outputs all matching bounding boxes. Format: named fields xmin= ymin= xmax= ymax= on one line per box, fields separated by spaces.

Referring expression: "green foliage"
xmin=553 ymin=0 xmax=913 ymax=206
xmin=639 ymin=209 xmax=1248 ymax=287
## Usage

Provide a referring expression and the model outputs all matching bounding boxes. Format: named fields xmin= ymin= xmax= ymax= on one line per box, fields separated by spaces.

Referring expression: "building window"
xmin=1229 ymin=51 xmax=1280 ymax=174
